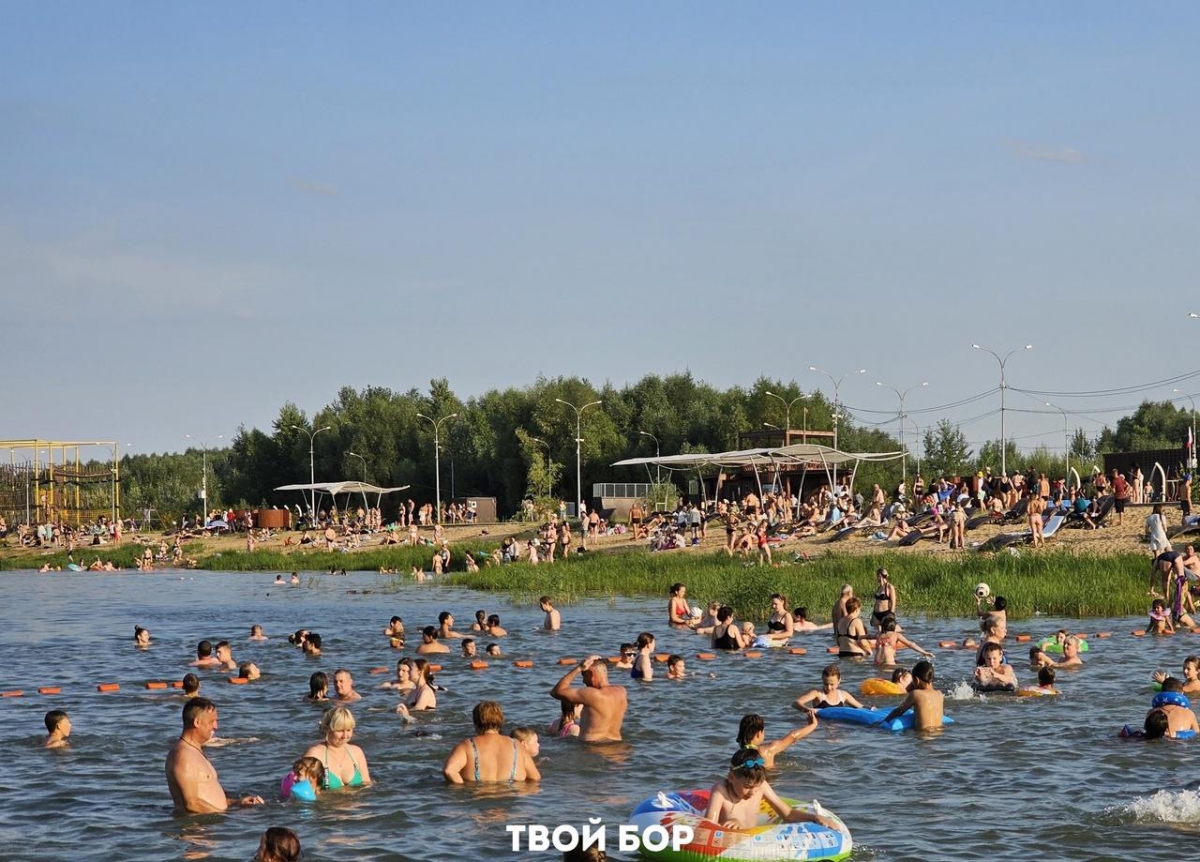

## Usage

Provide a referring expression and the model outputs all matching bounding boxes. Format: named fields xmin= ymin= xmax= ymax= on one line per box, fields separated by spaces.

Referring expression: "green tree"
xmin=1098 ymin=401 xmax=1191 ymax=453
xmin=922 ymin=420 xmax=973 ymax=478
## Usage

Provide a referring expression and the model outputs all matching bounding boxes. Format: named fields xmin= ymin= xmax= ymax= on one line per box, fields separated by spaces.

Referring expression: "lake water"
xmin=1 ymin=569 xmax=1198 ymax=861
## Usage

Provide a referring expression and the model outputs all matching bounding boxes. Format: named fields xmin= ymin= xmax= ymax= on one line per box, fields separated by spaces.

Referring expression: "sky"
xmin=4 ymin=3 xmax=1199 ymax=461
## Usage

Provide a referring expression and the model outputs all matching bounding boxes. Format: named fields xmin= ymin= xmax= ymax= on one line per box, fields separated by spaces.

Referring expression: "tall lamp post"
xmin=1043 ymin=402 xmax=1071 ymax=488
xmin=972 ymin=343 xmax=1033 ymax=476
xmin=185 ymin=434 xmax=224 ymax=524
xmin=416 ymin=413 xmax=457 ymax=524
xmin=637 ymin=430 xmax=661 ymax=488
xmin=808 ymin=367 xmax=866 ymax=450
xmin=290 ymin=425 xmax=331 ymax=520
xmin=556 ymin=398 xmax=603 ymax=521
xmin=1174 ymin=389 xmax=1198 ymax=470
xmin=875 ymin=381 xmax=927 ymax=485
xmin=764 ymin=391 xmax=804 ymax=444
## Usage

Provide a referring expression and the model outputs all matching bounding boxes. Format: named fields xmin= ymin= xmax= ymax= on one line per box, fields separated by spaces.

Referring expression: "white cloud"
xmin=287 ymin=176 xmax=339 ymax=196
xmin=1004 ymin=140 xmax=1087 ymax=164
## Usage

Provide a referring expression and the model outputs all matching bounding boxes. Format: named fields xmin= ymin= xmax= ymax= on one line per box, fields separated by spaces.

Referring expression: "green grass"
xmin=195 ymin=542 xmax=497 ymax=573
xmin=444 ymin=548 xmax=1156 ymax=620
xmin=0 ymin=542 xmax=204 ymax=571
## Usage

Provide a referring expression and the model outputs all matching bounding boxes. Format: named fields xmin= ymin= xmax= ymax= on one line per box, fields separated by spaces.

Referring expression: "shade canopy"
xmin=275 ymin=481 xmax=410 ymax=496
xmin=611 ymin=443 xmax=902 ymax=470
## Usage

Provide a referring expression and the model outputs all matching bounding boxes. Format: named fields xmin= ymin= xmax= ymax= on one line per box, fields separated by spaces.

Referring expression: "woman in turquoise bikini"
xmin=442 ymin=701 xmax=541 ymax=784
xmin=303 ymin=706 xmax=371 ymax=789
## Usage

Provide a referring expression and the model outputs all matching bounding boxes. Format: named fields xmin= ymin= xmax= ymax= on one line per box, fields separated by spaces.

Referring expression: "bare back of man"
xmin=551 ymin=656 xmax=627 ymax=742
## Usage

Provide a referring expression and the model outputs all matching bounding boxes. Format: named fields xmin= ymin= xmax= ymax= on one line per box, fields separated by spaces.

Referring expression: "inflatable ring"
xmin=859 ymin=678 xmax=905 ymax=696
xmin=1152 ymin=691 xmax=1190 ymax=710
xmin=280 ymin=772 xmax=318 ymax=802
xmin=1039 ymin=638 xmax=1089 ymax=653
xmin=1015 ymin=687 xmax=1058 ymax=697
xmin=629 ymin=789 xmax=852 ymax=861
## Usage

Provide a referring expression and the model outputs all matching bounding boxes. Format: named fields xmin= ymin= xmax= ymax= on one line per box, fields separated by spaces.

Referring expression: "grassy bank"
xmin=194 ymin=542 xmax=496 ymax=573
xmin=444 ymin=549 xmax=1154 ymax=621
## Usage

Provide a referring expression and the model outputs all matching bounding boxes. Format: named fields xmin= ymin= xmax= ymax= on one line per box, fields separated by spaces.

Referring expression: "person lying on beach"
xmin=736 ymin=712 xmax=818 ymax=769
xmin=793 ymin=664 xmax=865 ymax=711
xmin=704 ymin=749 xmax=838 ymax=831
xmin=883 ymin=660 xmax=944 ymax=731
xmin=974 ymin=642 xmax=1018 ymax=691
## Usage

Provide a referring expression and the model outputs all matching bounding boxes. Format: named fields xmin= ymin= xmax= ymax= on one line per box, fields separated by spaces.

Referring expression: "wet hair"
xmin=196 ymin=640 xmax=213 ymax=658
xmin=133 ymin=626 xmax=148 ymax=641
xmin=620 ymin=642 xmax=635 ymax=655
xmin=182 ymin=673 xmax=200 ymax=695
xmin=667 ymin=654 xmax=684 ymax=669
xmin=1145 ymin=709 xmax=1170 ymax=740
xmin=472 ymin=700 xmax=505 ymax=732
xmin=45 ymin=709 xmax=68 ymax=733
xmin=793 ymin=607 xmax=808 ymax=620
xmin=292 ymin=755 xmax=325 ymax=787
xmin=308 ymin=672 xmax=328 ymax=698
xmin=320 ymin=705 xmax=356 ymax=734
xmin=821 ymin=663 xmax=841 ymax=681
xmin=737 ymin=713 xmax=764 ymax=747
xmin=635 ymin=632 xmax=655 ymax=650
xmin=250 ymin=624 xmax=263 ymax=636
xmin=474 ymin=610 xmax=486 ymax=623
xmin=439 ymin=611 xmax=453 ymax=625
xmin=258 ymin=826 xmax=301 ymax=862
xmin=306 ymin=633 xmax=322 ymax=649
xmin=462 ymin=637 xmax=475 ymax=649
xmin=717 ymin=606 xmax=734 ymax=623
xmin=487 ymin=614 xmax=501 ymax=627
xmin=510 ymin=725 xmax=537 ymax=743
xmin=1186 ymin=656 xmax=1200 ymax=672
xmin=670 ymin=583 xmax=686 ymax=596
xmin=238 ymin=662 xmax=255 ymax=679
xmin=413 ymin=657 xmax=436 ymax=685
xmin=289 ymin=629 xmax=307 ymax=645
xmin=912 ymin=660 xmax=935 ymax=684
xmin=422 ymin=625 xmax=438 ymax=640
xmin=981 ymin=617 xmax=1002 ymax=636
xmin=486 ymin=643 xmax=501 ymax=656
xmin=890 ymin=667 xmax=910 ymax=684
xmin=880 ymin=616 xmax=898 ymax=633
xmin=1029 ymin=646 xmax=1044 ymax=661
xmin=215 ymin=640 xmax=230 ymax=653
xmin=391 ymin=615 xmax=404 ymax=625
xmin=729 ymin=747 xmax=767 ymax=785
xmin=845 ymin=597 xmax=862 ymax=614
xmin=982 ymin=642 xmax=1004 ymax=657
xmin=1162 ymin=676 xmax=1185 ymax=694
xmin=1038 ymin=666 xmax=1056 ymax=686
xmin=561 ymin=699 xmax=580 ymax=719
xmin=993 ymin=596 xmax=1008 ymax=611
xmin=182 ymin=697 xmax=216 ymax=728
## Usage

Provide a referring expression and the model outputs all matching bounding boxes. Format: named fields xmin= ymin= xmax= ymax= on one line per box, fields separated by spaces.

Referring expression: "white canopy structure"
xmin=611 ymin=443 xmax=903 ymax=502
xmin=275 ymin=481 xmax=411 ymax=514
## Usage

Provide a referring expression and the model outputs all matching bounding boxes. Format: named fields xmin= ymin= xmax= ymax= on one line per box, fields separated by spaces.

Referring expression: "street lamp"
xmin=185 ymin=434 xmax=224 ymax=523
xmin=764 ymin=391 xmax=805 ymax=444
xmin=1043 ymin=402 xmax=1071 ymax=488
xmin=875 ymin=381 xmax=927 ymax=485
xmin=346 ymin=451 xmax=368 ymax=480
xmin=290 ymin=425 xmax=331 ymax=520
xmin=637 ymin=430 xmax=661 ymax=487
xmin=556 ymin=398 xmax=603 ymax=521
xmin=972 ymin=343 xmax=1033 ymax=476
xmin=416 ymin=413 xmax=458 ymax=523
xmin=1174 ymin=390 xmax=1198 ymax=470
xmin=808 ymin=367 xmax=866 ymax=450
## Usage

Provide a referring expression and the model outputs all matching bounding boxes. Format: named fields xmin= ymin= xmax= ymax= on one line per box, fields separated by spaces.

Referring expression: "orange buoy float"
xmin=513 ymin=660 xmax=534 ymax=668
xmin=38 ymin=686 xmax=61 ymax=695
xmin=469 ymin=660 xmax=489 ymax=670
xmin=826 ymin=646 xmax=839 ymax=654
xmin=171 ymin=681 xmax=184 ymax=689
xmin=695 ymin=653 xmax=716 ymax=661
xmin=428 ymin=664 xmax=443 ymax=673
xmin=1 ymin=690 xmax=23 ymax=698
xmin=788 ymin=648 xmax=807 ymax=656
xmin=97 ymin=683 xmax=120 ymax=692
xmin=743 ymin=650 xmax=762 ymax=659
xmin=367 ymin=666 xmax=388 ymax=675
xmin=557 ymin=658 xmax=578 ymax=666
xmin=145 ymin=681 xmax=168 ymax=690
xmin=1132 ymin=630 xmax=1146 ymax=637
xmin=228 ymin=677 xmax=249 ymax=685
xmin=1015 ymin=634 xmax=1032 ymax=643
xmin=654 ymin=653 xmax=670 ymax=664
xmin=1095 ymin=632 xmax=1112 ymax=639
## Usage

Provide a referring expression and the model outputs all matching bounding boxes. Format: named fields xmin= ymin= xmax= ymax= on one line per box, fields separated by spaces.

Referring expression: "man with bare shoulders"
xmin=165 ymin=697 xmax=263 ymax=814
xmin=190 ymin=640 xmax=222 ymax=668
xmin=540 ymin=596 xmax=561 ymax=631
xmin=551 ymin=655 xmax=627 ymax=742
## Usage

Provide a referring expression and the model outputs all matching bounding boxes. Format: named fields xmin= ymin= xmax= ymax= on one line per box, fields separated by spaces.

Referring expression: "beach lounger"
xmin=1000 ymin=497 xmax=1029 ymax=525
xmin=897 ymin=530 xmax=928 ymax=547
xmin=979 ymin=532 xmax=1027 ymax=552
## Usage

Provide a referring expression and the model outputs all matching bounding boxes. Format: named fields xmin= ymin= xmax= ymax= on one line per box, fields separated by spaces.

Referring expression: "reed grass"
xmin=444 ymin=549 xmax=1156 ymax=620
xmin=194 ymin=542 xmax=495 ymax=573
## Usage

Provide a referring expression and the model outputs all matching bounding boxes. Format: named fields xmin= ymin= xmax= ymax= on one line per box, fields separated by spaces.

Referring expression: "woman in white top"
xmin=1146 ymin=503 xmax=1172 ymax=556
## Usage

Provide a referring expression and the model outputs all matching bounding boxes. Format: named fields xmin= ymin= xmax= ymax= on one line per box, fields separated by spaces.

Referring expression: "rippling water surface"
xmin=1 ymin=569 xmax=1198 ymax=861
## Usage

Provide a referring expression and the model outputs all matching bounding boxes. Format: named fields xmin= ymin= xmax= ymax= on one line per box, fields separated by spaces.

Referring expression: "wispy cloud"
xmin=287 ymin=176 xmax=339 ymax=196
xmin=1004 ymin=140 xmax=1086 ymax=164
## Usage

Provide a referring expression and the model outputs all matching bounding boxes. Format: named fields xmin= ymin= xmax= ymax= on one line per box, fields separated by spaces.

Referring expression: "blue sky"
xmin=4 ymin=3 xmax=1198 ymax=458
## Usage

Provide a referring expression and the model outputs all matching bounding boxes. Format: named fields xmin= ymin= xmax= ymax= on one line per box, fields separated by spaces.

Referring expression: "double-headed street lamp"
xmin=290 ymin=425 xmax=331 ymax=519
xmin=185 ymin=433 xmax=224 ymax=522
xmin=972 ymin=343 xmax=1033 ymax=476
xmin=416 ymin=413 xmax=458 ymax=524
xmin=556 ymin=398 xmax=603 ymax=520
xmin=764 ymin=391 xmax=804 ymax=443
xmin=808 ymin=367 xmax=866 ymax=450
xmin=875 ymin=381 xmax=927 ymax=485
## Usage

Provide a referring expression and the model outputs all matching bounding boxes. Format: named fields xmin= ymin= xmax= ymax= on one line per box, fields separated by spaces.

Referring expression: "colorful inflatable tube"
xmin=816 ymin=705 xmax=953 ymax=732
xmin=629 ymin=789 xmax=851 ymax=862
xmin=859 ymin=678 xmax=906 ymax=696
xmin=1039 ymin=638 xmax=1089 ymax=653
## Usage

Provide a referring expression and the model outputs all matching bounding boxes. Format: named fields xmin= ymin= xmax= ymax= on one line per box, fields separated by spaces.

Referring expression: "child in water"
xmin=280 ymin=756 xmax=325 ymax=801
xmin=1148 ymin=599 xmax=1175 ymax=635
xmin=1153 ymin=656 xmax=1200 ymax=694
xmin=1035 ymin=666 xmax=1058 ymax=694
xmin=793 ymin=665 xmax=866 ymax=711
xmin=974 ymin=642 xmax=1018 ymax=692
xmin=873 ymin=615 xmax=933 ymax=666
xmin=736 ymin=712 xmax=818 ymax=769
xmin=44 ymin=710 xmax=71 ymax=748
xmin=667 ymin=655 xmax=687 ymax=680
xmin=704 ymin=748 xmax=839 ymax=831
xmin=883 ymin=660 xmax=944 ymax=730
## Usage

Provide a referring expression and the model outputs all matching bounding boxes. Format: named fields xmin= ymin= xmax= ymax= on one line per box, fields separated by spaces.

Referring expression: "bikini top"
xmin=322 ymin=744 xmax=363 ymax=789
xmin=468 ymin=737 xmax=519 ymax=782
xmin=767 ymin=618 xmax=787 ymax=632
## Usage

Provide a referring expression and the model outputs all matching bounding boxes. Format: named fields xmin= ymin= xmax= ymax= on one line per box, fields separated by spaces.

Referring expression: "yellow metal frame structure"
xmin=1 ymin=440 xmax=120 ymax=526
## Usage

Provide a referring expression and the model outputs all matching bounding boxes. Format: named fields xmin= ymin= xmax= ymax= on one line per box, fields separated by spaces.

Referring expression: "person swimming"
xmin=303 ymin=706 xmax=371 ymax=789
xmin=793 ymin=664 xmax=865 ymax=711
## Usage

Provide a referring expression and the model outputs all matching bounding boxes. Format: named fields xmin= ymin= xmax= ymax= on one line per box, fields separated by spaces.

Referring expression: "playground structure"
xmin=0 ymin=440 xmax=120 ymax=527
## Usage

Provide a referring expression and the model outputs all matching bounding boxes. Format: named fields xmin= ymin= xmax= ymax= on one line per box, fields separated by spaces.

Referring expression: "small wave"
xmin=1126 ymin=790 xmax=1200 ymax=823
xmin=947 ymin=681 xmax=978 ymax=701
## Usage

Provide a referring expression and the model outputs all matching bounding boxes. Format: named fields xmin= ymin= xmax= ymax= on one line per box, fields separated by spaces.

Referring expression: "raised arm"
xmin=764 ymin=712 xmax=818 ymax=757
xmin=552 ymin=656 xmax=599 ymax=703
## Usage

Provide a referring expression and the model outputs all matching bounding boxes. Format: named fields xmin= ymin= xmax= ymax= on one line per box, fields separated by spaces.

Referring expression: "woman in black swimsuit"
xmin=712 ymin=606 xmax=745 ymax=651
xmin=766 ymin=593 xmax=794 ymax=643
xmin=871 ymin=568 xmax=897 ymax=632
xmin=792 ymin=664 xmax=866 ymax=711
xmin=835 ymin=598 xmax=874 ymax=657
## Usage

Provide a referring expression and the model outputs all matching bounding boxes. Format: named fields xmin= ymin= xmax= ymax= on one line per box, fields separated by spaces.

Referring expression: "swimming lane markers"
xmin=557 ymin=658 xmax=577 ymax=665
xmin=469 ymin=660 xmax=489 ymax=670
xmin=38 ymin=687 xmax=62 ymax=695
xmin=96 ymin=683 xmax=120 ymax=692
xmin=788 ymin=648 xmax=807 ymax=655
xmin=512 ymin=660 xmax=534 ymax=668
xmin=367 ymin=666 xmax=388 ymax=675
xmin=743 ymin=651 xmax=762 ymax=659
xmin=1 ymin=690 xmax=23 ymax=698
xmin=228 ymin=677 xmax=249 ymax=685
xmin=695 ymin=653 xmax=716 ymax=661
xmin=145 ymin=681 xmax=168 ymax=690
